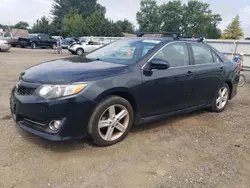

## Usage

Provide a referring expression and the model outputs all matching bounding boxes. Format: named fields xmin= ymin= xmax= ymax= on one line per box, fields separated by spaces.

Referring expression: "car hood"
xmin=21 ymin=56 xmax=127 ymax=84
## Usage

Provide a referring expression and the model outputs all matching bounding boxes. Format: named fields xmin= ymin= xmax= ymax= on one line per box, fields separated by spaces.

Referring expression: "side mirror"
xmin=149 ymin=58 xmax=170 ymax=70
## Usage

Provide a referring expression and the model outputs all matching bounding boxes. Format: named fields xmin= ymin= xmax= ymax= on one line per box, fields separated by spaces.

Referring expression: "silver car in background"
xmin=0 ymin=40 xmax=11 ymax=52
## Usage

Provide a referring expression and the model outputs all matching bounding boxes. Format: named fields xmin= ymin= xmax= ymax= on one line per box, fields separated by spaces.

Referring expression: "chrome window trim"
xmin=141 ymin=41 xmax=192 ymax=70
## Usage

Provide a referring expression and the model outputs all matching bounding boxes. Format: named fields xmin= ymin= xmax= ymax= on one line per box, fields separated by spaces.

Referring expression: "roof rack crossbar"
xmin=136 ymin=32 xmax=181 ymax=39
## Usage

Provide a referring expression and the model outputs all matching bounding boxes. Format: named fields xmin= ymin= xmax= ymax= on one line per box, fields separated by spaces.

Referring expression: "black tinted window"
xmin=41 ymin=34 xmax=49 ymax=40
xmin=191 ymin=44 xmax=213 ymax=65
xmin=154 ymin=42 xmax=189 ymax=68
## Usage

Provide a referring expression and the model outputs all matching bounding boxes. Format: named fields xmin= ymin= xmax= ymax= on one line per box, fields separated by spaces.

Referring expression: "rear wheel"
xmin=88 ymin=96 xmax=134 ymax=147
xmin=210 ymin=83 xmax=230 ymax=112
xmin=31 ymin=42 xmax=36 ymax=49
xmin=52 ymin=44 xmax=57 ymax=49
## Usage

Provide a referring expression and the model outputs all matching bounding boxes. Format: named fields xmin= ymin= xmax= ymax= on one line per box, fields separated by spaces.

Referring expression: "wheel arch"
xmin=93 ymin=88 xmax=139 ymax=123
xmin=76 ymin=47 xmax=84 ymax=52
xmin=225 ymin=80 xmax=233 ymax=99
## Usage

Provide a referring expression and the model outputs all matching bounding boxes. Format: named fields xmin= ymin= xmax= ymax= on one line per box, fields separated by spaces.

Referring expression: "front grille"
xmin=16 ymin=86 xmax=36 ymax=96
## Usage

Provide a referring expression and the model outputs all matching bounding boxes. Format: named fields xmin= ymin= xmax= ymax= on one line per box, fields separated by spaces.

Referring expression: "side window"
xmin=211 ymin=51 xmax=222 ymax=63
xmin=154 ymin=42 xmax=189 ymax=68
xmin=42 ymin=34 xmax=49 ymax=40
xmin=191 ymin=44 xmax=214 ymax=65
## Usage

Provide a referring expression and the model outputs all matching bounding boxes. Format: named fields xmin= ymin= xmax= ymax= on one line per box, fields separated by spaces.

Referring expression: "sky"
xmin=0 ymin=0 xmax=249 ymax=35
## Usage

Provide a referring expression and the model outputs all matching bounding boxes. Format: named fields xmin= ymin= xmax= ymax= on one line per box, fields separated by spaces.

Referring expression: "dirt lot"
xmin=0 ymin=48 xmax=249 ymax=188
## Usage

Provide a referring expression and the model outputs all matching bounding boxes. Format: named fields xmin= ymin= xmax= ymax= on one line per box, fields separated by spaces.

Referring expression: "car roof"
xmin=123 ymin=37 xmax=202 ymax=42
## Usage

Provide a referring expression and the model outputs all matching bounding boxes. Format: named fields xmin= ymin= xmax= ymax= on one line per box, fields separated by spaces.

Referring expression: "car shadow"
xmin=17 ymin=109 xmax=208 ymax=153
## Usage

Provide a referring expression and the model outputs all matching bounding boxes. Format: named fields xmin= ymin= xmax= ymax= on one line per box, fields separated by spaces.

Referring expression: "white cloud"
xmin=239 ymin=5 xmax=250 ymax=34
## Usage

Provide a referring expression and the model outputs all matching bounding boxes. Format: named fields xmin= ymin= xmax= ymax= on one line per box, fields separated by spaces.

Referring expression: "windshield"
xmin=85 ymin=39 xmax=161 ymax=64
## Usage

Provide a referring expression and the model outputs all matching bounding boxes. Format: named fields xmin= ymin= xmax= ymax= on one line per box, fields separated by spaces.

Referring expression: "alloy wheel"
xmin=216 ymin=87 xmax=229 ymax=110
xmin=98 ymin=104 xmax=129 ymax=141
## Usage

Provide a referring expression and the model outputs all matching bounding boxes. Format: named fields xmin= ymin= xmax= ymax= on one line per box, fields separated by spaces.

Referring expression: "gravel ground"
xmin=0 ymin=48 xmax=249 ymax=188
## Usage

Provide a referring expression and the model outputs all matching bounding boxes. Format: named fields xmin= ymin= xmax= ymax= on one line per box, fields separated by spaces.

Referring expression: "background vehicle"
xmin=0 ymin=39 xmax=11 ymax=52
xmin=68 ymin=41 xmax=103 ymax=55
xmin=10 ymin=33 xmax=239 ymax=146
xmin=18 ymin=33 xmax=57 ymax=49
xmin=61 ymin=37 xmax=80 ymax=49
xmin=0 ymin=32 xmax=19 ymax=47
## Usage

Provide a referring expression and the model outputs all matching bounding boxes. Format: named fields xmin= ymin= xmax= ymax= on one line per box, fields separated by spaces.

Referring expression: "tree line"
xmin=0 ymin=0 xmax=245 ymax=39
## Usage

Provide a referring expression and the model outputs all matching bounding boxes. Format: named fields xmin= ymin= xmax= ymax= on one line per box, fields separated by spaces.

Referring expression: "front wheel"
xmin=88 ymin=96 xmax=134 ymax=147
xmin=238 ymin=74 xmax=246 ymax=87
xmin=210 ymin=83 xmax=230 ymax=112
xmin=76 ymin=48 xmax=84 ymax=56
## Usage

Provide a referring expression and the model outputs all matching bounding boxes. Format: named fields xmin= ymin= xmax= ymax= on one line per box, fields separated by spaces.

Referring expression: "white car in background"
xmin=0 ymin=40 xmax=11 ymax=52
xmin=68 ymin=41 xmax=103 ymax=56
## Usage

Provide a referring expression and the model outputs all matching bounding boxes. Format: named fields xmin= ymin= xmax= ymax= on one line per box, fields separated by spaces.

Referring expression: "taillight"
xmin=4 ymin=42 xmax=8 ymax=45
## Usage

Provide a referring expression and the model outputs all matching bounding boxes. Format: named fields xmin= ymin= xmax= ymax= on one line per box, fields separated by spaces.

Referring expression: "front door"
xmin=138 ymin=42 xmax=195 ymax=117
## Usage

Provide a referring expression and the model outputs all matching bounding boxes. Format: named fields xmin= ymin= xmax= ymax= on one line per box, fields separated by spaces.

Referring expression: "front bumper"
xmin=68 ymin=48 xmax=75 ymax=53
xmin=10 ymin=86 xmax=96 ymax=141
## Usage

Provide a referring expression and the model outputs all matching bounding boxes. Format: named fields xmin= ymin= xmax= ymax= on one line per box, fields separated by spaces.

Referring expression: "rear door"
xmin=188 ymin=42 xmax=225 ymax=107
xmin=37 ymin=34 xmax=45 ymax=46
xmin=41 ymin=34 xmax=50 ymax=47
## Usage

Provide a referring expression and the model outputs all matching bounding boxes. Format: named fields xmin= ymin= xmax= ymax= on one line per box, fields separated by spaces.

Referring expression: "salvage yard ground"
xmin=0 ymin=48 xmax=250 ymax=188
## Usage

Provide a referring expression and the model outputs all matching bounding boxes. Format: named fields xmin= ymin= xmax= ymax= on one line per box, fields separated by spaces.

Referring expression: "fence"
xmin=79 ymin=37 xmax=250 ymax=67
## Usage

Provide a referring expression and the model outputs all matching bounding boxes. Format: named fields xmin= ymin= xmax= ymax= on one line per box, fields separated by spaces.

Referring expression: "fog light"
xmin=49 ymin=120 xmax=62 ymax=131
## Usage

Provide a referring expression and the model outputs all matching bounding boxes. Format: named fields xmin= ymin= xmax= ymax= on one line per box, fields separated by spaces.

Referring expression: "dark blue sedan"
xmin=10 ymin=35 xmax=239 ymax=146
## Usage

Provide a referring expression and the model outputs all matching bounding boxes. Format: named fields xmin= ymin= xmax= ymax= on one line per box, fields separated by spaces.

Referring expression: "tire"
xmin=210 ymin=83 xmax=230 ymax=112
xmin=31 ymin=42 xmax=36 ymax=49
xmin=52 ymin=44 xmax=57 ymax=49
xmin=76 ymin=48 xmax=84 ymax=56
xmin=88 ymin=96 xmax=134 ymax=147
xmin=238 ymin=74 xmax=246 ymax=87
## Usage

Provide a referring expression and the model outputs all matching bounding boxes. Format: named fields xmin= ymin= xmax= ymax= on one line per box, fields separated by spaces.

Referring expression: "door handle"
xmin=219 ymin=67 xmax=224 ymax=72
xmin=186 ymin=71 xmax=194 ymax=77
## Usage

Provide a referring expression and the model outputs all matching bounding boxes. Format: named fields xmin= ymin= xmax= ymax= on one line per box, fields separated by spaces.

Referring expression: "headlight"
xmin=35 ymin=84 xmax=87 ymax=99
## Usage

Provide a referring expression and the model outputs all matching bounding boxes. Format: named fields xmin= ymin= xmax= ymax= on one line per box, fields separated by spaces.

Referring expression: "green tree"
xmin=160 ymin=0 xmax=183 ymax=32
xmin=83 ymin=10 xmax=123 ymax=37
xmin=14 ymin=21 xmax=29 ymax=29
xmin=31 ymin=16 xmax=51 ymax=34
xmin=136 ymin=0 xmax=161 ymax=32
xmin=51 ymin=0 xmax=105 ymax=35
xmin=222 ymin=15 xmax=244 ymax=39
xmin=182 ymin=0 xmax=212 ymax=37
xmin=136 ymin=0 xmax=222 ymax=39
xmin=116 ymin=19 xmax=135 ymax=33
xmin=204 ymin=14 xmax=222 ymax=39
xmin=62 ymin=13 xmax=84 ymax=37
